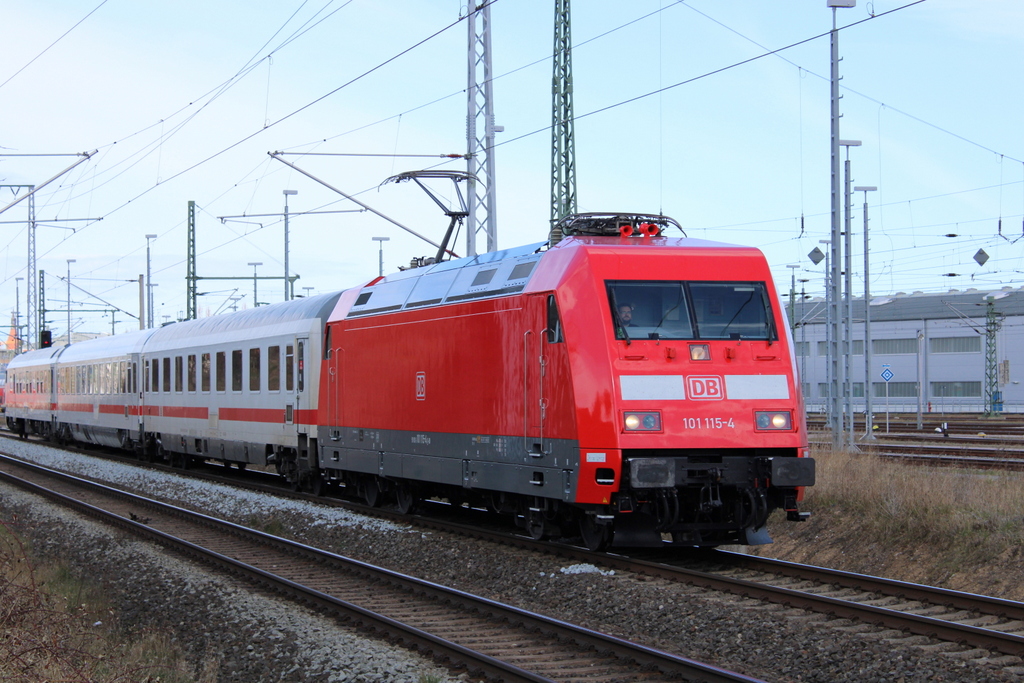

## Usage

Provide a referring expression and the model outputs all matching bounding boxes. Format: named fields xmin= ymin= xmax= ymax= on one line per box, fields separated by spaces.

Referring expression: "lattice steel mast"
xmin=984 ymin=299 xmax=1005 ymax=417
xmin=186 ymin=200 xmax=197 ymax=320
xmin=466 ymin=2 xmax=499 ymax=256
xmin=549 ymin=0 xmax=576 ymax=243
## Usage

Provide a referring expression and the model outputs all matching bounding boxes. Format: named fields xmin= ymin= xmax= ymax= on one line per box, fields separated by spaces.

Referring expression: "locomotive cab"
xmin=546 ymin=216 xmax=815 ymax=548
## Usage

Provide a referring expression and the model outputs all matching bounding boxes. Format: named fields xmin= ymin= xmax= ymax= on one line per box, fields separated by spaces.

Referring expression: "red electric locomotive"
xmin=316 ymin=213 xmax=814 ymax=549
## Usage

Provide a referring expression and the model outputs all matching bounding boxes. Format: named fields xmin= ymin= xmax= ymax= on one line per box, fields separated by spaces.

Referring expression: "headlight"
xmin=624 ymin=411 xmax=662 ymax=431
xmin=755 ymin=411 xmax=792 ymax=431
xmin=689 ymin=344 xmax=710 ymax=361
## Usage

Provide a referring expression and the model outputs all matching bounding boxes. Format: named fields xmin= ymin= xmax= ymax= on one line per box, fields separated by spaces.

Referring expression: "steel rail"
xmin=0 ymin=453 xmax=763 ymax=683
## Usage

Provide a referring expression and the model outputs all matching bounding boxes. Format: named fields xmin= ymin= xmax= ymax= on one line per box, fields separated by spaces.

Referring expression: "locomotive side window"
xmin=249 ymin=348 xmax=261 ymax=392
xmin=232 ymin=350 xmax=243 ymax=392
xmin=216 ymin=352 xmax=226 ymax=392
xmin=201 ymin=353 xmax=211 ymax=392
xmin=546 ymin=294 xmax=564 ymax=343
xmin=605 ymin=281 xmax=775 ymax=341
xmin=268 ymin=346 xmax=281 ymax=391
xmin=188 ymin=355 xmax=197 ymax=392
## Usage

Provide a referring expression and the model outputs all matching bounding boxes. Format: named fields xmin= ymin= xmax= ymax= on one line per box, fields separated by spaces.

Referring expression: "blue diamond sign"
xmin=880 ymin=368 xmax=894 ymax=382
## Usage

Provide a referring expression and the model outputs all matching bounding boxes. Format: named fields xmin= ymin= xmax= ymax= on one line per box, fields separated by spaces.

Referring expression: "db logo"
xmin=415 ymin=372 xmax=426 ymax=401
xmin=687 ymin=376 xmax=724 ymax=400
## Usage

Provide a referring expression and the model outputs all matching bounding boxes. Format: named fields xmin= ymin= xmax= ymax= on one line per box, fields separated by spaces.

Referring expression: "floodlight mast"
xmin=854 ymin=185 xmax=877 ymax=439
xmin=827 ymin=0 xmax=855 ymax=450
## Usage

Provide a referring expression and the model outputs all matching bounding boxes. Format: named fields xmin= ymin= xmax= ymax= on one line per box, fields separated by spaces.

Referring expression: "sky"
xmin=1 ymin=0 xmax=1023 ymax=338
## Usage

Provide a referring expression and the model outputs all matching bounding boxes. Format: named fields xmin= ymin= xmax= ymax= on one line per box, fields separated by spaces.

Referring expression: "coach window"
xmin=232 ymin=349 xmax=243 ymax=392
xmin=216 ymin=352 xmax=226 ymax=392
xmin=162 ymin=357 xmax=171 ymax=393
xmin=175 ymin=356 xmax=183 ymax=393
xmin=268 ymin=346 xmax=281 ymax=391
xmin=187 ymin=355 xmax=197 ymax=392
xmin=152 ymin=358 xmax=160 ymax=393
xmin=201 ymin=353 xmax=211 ymax=392
xmin=297 ymin=340 xmax=305 ymax=392
xmin=285 ymin=345 xmax=294 ymax=391
xmin=249 ymin=348 xmax=260 ymax=392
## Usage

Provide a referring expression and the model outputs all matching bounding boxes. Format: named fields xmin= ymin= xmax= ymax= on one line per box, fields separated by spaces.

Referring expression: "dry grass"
xmin=762 ymin=446 xmax=1024 ymax=595
xmin=0 ymin=521 xmax=215 ymax=683
xmin=808 ymin=447 xmax=1024 ymax=558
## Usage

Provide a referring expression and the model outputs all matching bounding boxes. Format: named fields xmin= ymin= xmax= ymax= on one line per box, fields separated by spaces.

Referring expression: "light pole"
xmin=828 ymin=0 xmax=856 ymax=450
xmin=283 ymin=190 xmax=297 ymax=301
xmin=854 ymin=185 xmax=877 ymax=439
xmin=372 ymin=236 xmax=390 ymax=277
xmin=248 ymin=262 xmax=262 ymax=307
xmin=66 ymin=259 xmax=76 ymax=344
xmin=798 ymin=278 xmax=810 ymax=395
xmin=14 ymin=277 xmax=23 ymax=354
xmin=145 ymin=234 xmax=157 ymax=328
xmin=786 ymin=264 xmax=800 ymax=338
xmin=840 ymin=139 xmax=861 ymax=448
xmin=302 ymin=286 xmax=314 ymax=298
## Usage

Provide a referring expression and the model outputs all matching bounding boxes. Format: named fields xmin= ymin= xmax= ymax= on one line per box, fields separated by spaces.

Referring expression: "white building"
xmin=791 ymin=287 xmax=1022 ymax=415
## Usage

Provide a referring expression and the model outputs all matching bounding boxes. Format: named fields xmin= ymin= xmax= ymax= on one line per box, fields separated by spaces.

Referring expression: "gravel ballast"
xmin=1 ymin=437 xmax=1020 ymax=682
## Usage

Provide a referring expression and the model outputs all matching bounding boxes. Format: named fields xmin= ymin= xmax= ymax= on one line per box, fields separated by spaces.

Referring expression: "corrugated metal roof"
xmin=793 ymin=287 xmax=1024 ymax=325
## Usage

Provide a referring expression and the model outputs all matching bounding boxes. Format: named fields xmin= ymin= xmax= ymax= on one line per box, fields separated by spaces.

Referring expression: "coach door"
xmin=293 ymin=336 xmax=307 ymax=430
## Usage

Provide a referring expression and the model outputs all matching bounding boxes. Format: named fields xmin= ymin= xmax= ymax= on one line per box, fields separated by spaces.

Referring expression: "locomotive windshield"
xmin=607 ymin=281 xmax=777 ymax=341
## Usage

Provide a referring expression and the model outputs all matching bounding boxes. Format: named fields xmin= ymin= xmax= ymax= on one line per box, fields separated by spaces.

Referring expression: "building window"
xmin=873 ymin=338 xmax=919 ymax=355
xmin=931 ymin=381 xmax=982 ymax=397
xmin=216 ymin=352 xmax=226 ymax=392
xmin=794 ymin=341 xmax=810 ymax=357
xmin=852 ymin=382 xmax=864 ymax=397
xmin=249 ymin=348 xmax=261 ymax=392
xmin=232 ymin=349 xmax=243 ymax=392
xmin=873 ymin=381 xmax=919 ymax=398
xmin=930 ymin=336 xmax=981 ymax=354
xmin=817 ymin=382 xmax=830 ymax=398
xmin=851 ymin=339 xmax=864 ymax=356
xmin=268 ymin=346 xmax=280 ymax=391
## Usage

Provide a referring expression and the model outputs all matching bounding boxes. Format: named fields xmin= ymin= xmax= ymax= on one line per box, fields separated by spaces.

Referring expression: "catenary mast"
xmin=549 ymin=0 xmax=576 ymax=244
xmin=466 ymin=2 xmax=499 ymax=256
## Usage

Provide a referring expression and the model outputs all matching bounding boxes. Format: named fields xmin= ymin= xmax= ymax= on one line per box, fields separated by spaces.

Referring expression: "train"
xmin=5 ymin=213 xmax=814 ymax=549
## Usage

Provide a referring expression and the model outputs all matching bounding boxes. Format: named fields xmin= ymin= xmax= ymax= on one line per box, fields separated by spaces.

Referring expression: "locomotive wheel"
xmin=311 ymin=474 xmax=327 ymax=497
xmin=579 ymin=514 xmax=612 ymax=552
xmin=395 ymin=483 xmax=418 ymax=515
xmin=361 ymin=477 xmax=382 ymax=507
xmin=526 ymin=509 xmax=547 ymax=541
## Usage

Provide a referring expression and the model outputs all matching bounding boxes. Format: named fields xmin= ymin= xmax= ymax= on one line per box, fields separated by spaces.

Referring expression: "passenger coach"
xmin=6 ymin=292 xmax=341 ymax=479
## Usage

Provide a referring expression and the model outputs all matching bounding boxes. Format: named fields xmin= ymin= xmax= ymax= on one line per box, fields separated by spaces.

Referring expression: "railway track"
xmin=809 ymin=432 xmax=1024 ymax=471
xmin=4 ymin=433 xmax=1024 ymax=674
xmin=0 ymin=451 xmax=761 ymax=683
